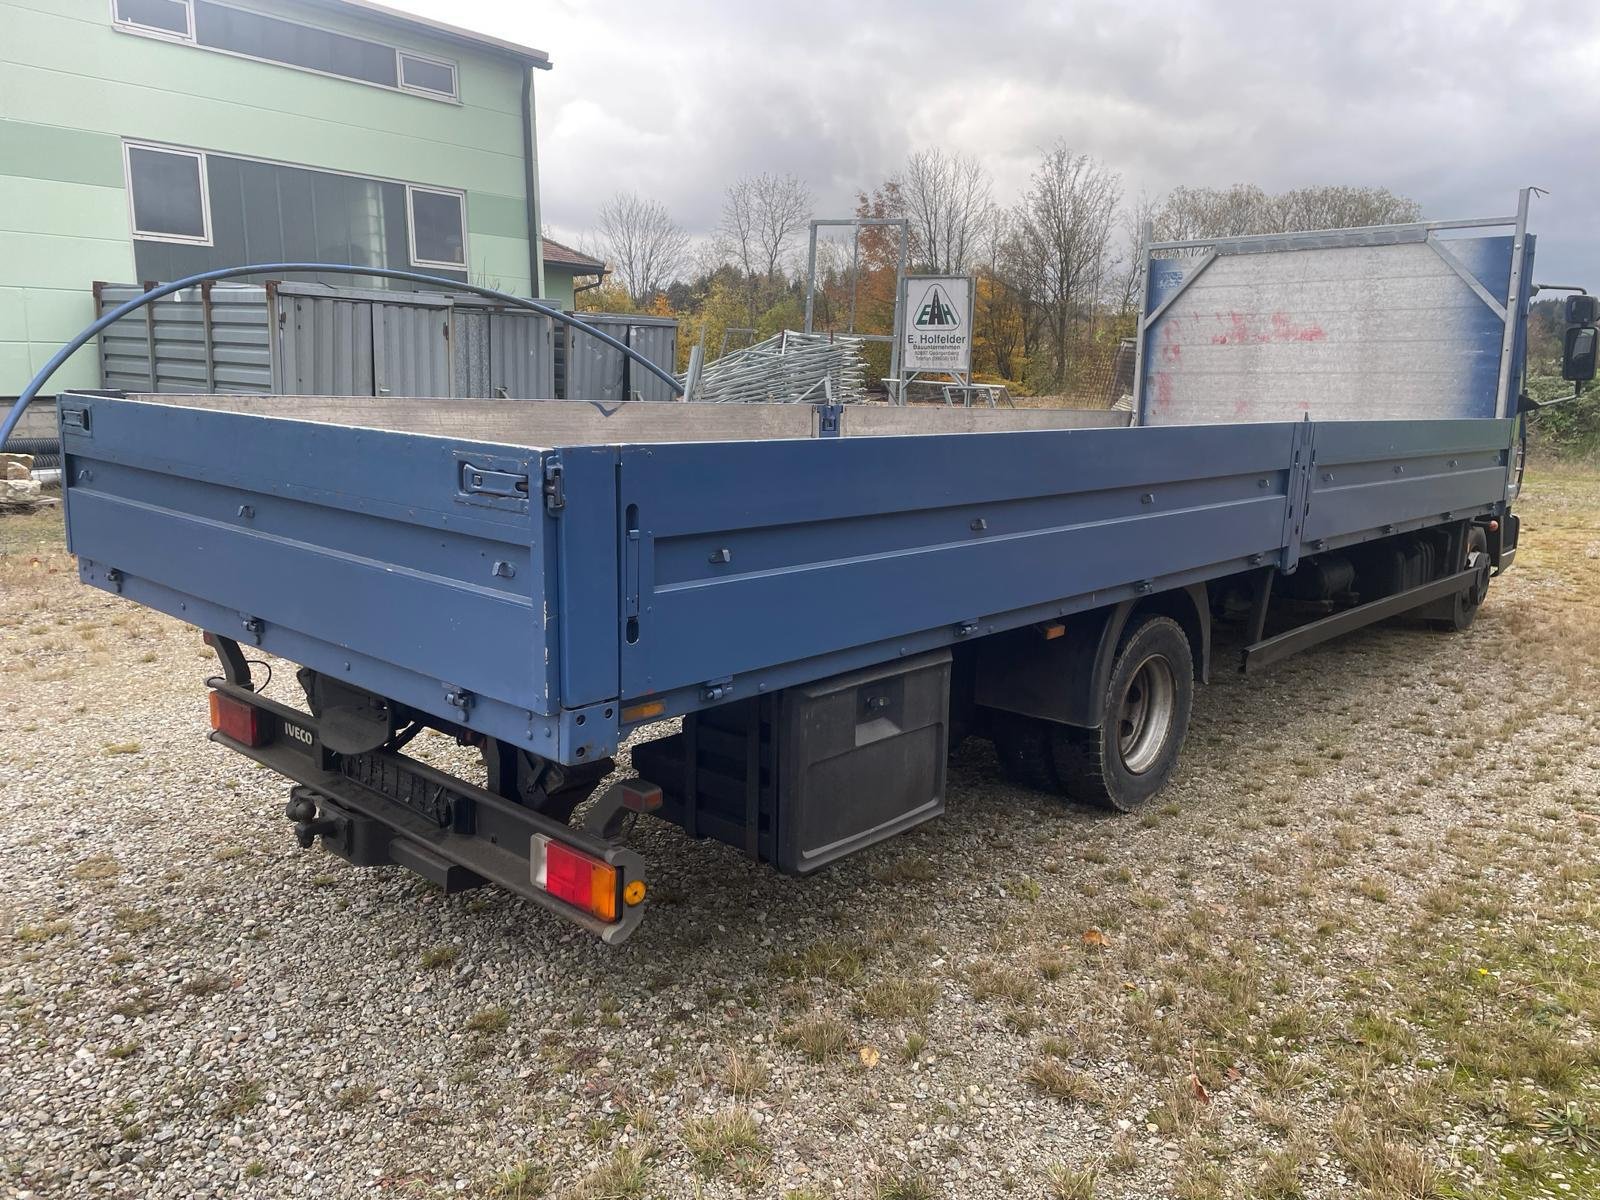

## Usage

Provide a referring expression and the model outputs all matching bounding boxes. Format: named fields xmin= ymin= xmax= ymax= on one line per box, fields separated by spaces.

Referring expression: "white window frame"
xmin=398 ymin=51 xmax=458 ymax=101
xmin=110 ymin=0 xmax=194 ymax=42
xmin=122 ymin=140 xmax=214 ymax=246
xmin=109 ymin=0 xmax=460 ymax=104
xmin=405 ymin=184 xmax=469 ymax=270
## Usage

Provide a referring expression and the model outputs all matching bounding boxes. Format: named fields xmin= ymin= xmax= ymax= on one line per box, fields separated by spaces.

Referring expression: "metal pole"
xmin=1129 ymin=219 xmax=1154 ymax=426
xmin=889 ymin=220 xmax=907 ymax=405
xmin=1494 ymin=187 xmax=1532 ymax=419
xmin=848 ymin=227 xmax=860 ymax=335
xmin=803 ymin=221 xmax=819 ymax=335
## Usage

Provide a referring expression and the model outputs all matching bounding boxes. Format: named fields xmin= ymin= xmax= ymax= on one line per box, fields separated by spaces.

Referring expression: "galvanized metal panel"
xmin=207 ymin=285 xmax=273 ymax=392
xmin=150 ymin=287 xmax=210 ymax=394
xmin=486 ymin=310 xmax=555 ymax=398
xmin=1140 ymin=234 xmax=1533 ymax=426
xmin=626 ymin=320 xmax=678 ymax=403
xmin=97 ymin=283 xmax=275 ymax=395
xmin=452 ymin=309 xmax=491 ymax=397
xmin=97 ymin=284 xmax=157 ymax=392
xmin=561 ymin=313 xmax=678 ymax=402
xmin=278 ymin=292 xmax=374 ymax=396
xmin=373 ymin=301 xmax=451 ymax=397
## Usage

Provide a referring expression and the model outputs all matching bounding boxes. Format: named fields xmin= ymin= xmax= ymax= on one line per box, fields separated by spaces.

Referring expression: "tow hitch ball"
xmin=284 ymin=786 xmax=344 ymax=850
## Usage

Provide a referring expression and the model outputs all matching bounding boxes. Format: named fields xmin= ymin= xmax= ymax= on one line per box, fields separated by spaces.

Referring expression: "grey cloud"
xmin=406 ymin=0 xmax=1599 ymax=286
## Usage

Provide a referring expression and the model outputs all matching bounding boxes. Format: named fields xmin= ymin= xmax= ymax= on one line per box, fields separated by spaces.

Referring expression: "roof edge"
xmin=304 ymin=0 xmax=552 ymax=66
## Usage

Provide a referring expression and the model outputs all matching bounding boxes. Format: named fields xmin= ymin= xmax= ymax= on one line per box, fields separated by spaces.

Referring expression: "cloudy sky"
xmin=396 ymin=0 xmax=1599 ymax=287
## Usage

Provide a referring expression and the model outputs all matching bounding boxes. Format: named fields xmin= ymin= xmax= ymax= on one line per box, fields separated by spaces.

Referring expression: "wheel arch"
xmin=974 ymin=584 xmax=1210 ymax=729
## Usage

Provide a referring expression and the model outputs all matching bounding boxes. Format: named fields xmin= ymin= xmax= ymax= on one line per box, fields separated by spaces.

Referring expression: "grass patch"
xmin=420 ymin=943 xmax=459 ymax=970
xmin=857 ymin=976 xmax=938 ymax=1020
xmin=214 ymin=1080 xmax=264 ymax=1118
xmin=780 ymin=1012 xmax=850 ymax=1062
xmin=1025 ymin=1059 xmax=1101 ymax=1104
xmin=681 ymin=1108 xmax=767 ymax=1181
xmin=566 ymin=1146 xmax=651 ymax=1200
xmin=868 ymin=1170 xmax=937 ymax=1200
xmin=466 ymin=1005 xmax=510 ymax=1034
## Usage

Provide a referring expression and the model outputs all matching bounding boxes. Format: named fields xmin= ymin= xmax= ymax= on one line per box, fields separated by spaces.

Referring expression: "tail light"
xmin=209 ymin=691 xmax=267 ymax=746
xmin=532 ymin=835 xmax=619 ymax=923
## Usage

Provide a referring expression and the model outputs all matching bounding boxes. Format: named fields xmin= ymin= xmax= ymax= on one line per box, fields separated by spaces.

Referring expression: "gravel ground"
xmin=2 ymin=468 xmax=1598 ymax=1200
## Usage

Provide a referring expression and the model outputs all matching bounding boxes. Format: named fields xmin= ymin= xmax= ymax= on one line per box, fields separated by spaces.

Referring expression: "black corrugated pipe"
xmin=0 ymin=261 xmax=684 ymax=449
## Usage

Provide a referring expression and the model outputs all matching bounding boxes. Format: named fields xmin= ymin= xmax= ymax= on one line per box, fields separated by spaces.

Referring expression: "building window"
xmin=109 ymin=0 xmax=459 ymax=102
xmin=407 ymin=186 xmax=467 ymax=268
xmin=122 ymin=141 xmax=472 ymax=285
xmin=399 ymin=53 xmax=457 ymax=99
xmin=124 ymin=143 xmax=212 ymax=244
xmin=112 ymin=0 xmax=191 ymax=38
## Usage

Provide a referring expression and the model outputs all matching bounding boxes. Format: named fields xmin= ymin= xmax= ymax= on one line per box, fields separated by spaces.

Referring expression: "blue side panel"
xmin=550 ymin=445 xmax=620 ymax=708
xmin=59 ymin=397 xmax=554 ymax=724
xmin=618 ymin=423 xmax=1298 ymax=699
xmin=1303 ymin=419 xmax=1514 ymax=546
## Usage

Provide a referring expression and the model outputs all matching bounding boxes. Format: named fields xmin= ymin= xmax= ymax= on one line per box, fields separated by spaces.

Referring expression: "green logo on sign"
xmin=914 ymin=285 xmax=960 ymax=329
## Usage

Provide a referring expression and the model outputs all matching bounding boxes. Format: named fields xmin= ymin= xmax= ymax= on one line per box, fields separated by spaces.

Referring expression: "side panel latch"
xmin=460 ymin=462 xmax=530 ymax=499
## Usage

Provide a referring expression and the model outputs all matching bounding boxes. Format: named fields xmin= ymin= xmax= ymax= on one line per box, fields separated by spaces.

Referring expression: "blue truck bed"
xmin=60 ymin=394 xmax=1514 ymax=765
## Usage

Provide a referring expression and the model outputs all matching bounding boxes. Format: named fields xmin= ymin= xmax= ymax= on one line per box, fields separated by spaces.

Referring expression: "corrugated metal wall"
xmin=95 ymin=282 xmax=557 ymax=399
xmin=98 ymin=283 xmax=274 ymax=394
xmin=558 ymin=313 xmax=679 ymax=402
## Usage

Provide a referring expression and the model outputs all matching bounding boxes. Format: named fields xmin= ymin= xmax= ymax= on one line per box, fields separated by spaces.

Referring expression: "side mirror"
xmin=1563 ymin=324 xmax=1599 ymax=382
xmin=1566 ymin=294 xmax=1600 ymax=325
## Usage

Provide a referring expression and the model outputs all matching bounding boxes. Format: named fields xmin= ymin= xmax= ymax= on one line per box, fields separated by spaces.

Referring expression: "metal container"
xmin=95 ymin=281 xmax=554 ymax=399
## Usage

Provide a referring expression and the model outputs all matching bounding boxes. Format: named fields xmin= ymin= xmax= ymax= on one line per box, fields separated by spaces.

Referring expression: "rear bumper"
xmin=209 ymin=682 xmax=647 ymax=943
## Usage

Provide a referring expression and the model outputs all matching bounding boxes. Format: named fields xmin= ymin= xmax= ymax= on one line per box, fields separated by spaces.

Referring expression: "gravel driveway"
xmin=3 ymin=469 xmax=1598 ymax=1200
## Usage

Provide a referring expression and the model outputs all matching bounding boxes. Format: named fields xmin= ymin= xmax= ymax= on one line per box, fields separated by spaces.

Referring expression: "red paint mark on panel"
xmin=1211 ymin=311 xmax=1327 ymax=345
xmin=1154 ymin=372 xmax=1173 ymax=409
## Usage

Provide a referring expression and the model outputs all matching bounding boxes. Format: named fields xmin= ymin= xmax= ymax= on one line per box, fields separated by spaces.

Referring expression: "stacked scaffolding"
xmin=686 ymin=331 xmax=868 ymax=404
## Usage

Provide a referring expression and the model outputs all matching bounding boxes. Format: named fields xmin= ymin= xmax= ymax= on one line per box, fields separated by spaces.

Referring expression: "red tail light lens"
xmin=532 ymin=836 xmax=619 ymax=922
xmin=208 ymin=691 xmax=266 ymax=746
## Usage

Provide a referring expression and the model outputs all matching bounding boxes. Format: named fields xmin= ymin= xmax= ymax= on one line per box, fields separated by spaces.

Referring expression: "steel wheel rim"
xmin=1117 ymin=654 xmax=1176 ymax=775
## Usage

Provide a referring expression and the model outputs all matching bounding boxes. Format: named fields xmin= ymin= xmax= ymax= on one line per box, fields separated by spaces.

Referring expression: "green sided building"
xmin=0 ymin=0 xmax=580 ymax=399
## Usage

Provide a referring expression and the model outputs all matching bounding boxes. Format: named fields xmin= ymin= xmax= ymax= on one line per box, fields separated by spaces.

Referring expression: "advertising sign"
xmin=902 ymin=275 xmax=973 ymax=373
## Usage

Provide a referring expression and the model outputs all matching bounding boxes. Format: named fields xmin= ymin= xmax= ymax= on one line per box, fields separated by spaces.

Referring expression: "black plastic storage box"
xmin=631 ymin=650 xmax=950 ymax=874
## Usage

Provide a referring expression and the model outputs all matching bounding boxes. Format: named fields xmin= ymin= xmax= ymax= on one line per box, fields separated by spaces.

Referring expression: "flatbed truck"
xmin=49 ymin=196 xmax=1596 ymax=941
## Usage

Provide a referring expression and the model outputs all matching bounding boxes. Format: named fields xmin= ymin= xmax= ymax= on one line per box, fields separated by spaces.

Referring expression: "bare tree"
xmin=1112 ymin=193 xmax=1157 ymax=316
xmin=1153 ymin=183 xmax=1422 ymax=240
xmin=596 ymin=191 xmax=689 ymax=304
xmin=898 ymin=148 xmax=994 ymax=274
xmin=719 ymin=172 xmax=811 ymax=321
xmin=1270 ymin=185 xmax=1421 ymax=232
xmin=1016 ymin=142 xmax=1121 ymax=385
xmin=720 ymin=172 xmax=811 ymax=280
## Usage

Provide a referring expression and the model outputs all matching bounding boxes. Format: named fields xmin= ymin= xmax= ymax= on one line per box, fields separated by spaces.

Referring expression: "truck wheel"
xmin=993 ymin=713 xmax=1062 ymax=793
xmin=1431 ymin=526 xmax=1491 ymax=632
xmin=1051 ymin=615 xmax=1193 ymax=812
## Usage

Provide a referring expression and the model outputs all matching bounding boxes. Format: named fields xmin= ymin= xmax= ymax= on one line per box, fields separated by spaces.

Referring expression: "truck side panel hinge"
xmin=542 ymin=458 xmax=565 ymax=513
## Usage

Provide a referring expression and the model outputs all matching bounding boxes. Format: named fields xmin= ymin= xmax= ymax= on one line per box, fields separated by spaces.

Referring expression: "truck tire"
xmin=1431 ymin=525 xmax=1491 ymax=633
xmin=1050 ymin=615 xmax=1193 ymax=812
xmin=993 ymin=713 xmax=1062 ymax=793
